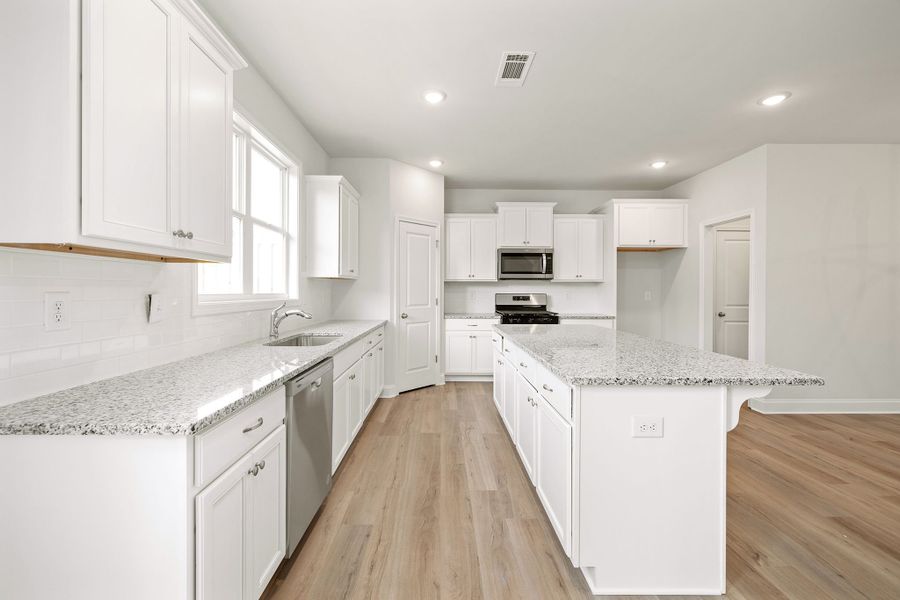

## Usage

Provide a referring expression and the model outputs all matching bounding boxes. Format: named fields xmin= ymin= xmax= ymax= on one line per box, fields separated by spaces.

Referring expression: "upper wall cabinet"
xmin=497 ymin=202 xmax=556 ymax=248
xmin=553 ymin=216 xmax=604 ymax=282
xmin=614 ymin=201 xmax=688 ymax=249
xmin=445 ymin=215 xmax=497 ymax=281
xmin=306 ymin=176 xmax=360 ymax=279
xmin=1 ymin=0 xmax=247 ymax=262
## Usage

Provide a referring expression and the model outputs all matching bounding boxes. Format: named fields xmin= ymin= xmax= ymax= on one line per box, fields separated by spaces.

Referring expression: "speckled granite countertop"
xmin=495 ymin=324 xmax=823 ymax=387
xmin=0 ymin=320 xmax=386 ymax=436
xmin=444 ymin=313 xmax=499 ymax=319
xmin=558 ymin=314 xmax=615 ymax=320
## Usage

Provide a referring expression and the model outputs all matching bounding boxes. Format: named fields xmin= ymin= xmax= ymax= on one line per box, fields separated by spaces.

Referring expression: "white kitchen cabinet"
xmin=503 ymin=353 xmax=518 ymax=439
xmin=444 ymin=319 xmax=499 ymax=376
xmin=196 ymin=425 xmax=286 ymax=600
xmin=306 ymin=176 xmax=361 ymax=278
xmin=78 ymin=0 xmax=244 ymax=261
xmin=515 ymin=371 xmax=538 ymax=484
xmin=332 ymin=367 xmax=351 ymax=473
xmin=349 ymin=360 xmax=365 ymax=441
xmin=445 ymin=215 xmax=497 ymax=280
xmin=553 ymin=216 xmax=604 ymax=281
xmin=492 ymin=348 xmax=505 ymax=414
xmin=375 ymin=342 xmax=385 ymax=401
xmin=496 ymin=202 xmax=556 ymax=247
xmin=614 ymin=201 xmax=688 ymax=248
xmin=536 ymin=396 xmax=573 ymax=556
xmin=363 ymin=344 xmax=382 ymax=416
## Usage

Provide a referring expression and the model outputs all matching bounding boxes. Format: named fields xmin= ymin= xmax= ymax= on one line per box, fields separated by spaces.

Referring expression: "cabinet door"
xmin=515 ymin=372 xmax=538 ymax=484
xmin=445 ymin=331 xmax=473 ymax=374
xmin=470 ymin=218 xmax=498 ymax=280
xmin=577 ymin=218 xmax=602 ymax=280
xmin=552 ymin=218 xmax=579 ymax=280
xmin=492 ymin=349 xmax=505 ymax=414
xmin=616 ymin=205 xmax=651 ymax=246
xmin=376 ymin=343 xmax=385 ymax=399
xmin=526 ymin=206 xmax=554 ymax=247
xmin=649 ymin=204 xmax=686 ymax=246
xmin=365 ymin=350 xmax=377 ymax=414
xmin=445 ymin=218 xmax=472 ymax=280
xmin=82 ymin=0 xmax=180 ymax=248
xmin=340 ymin=188 xmax=359 ymax=277
xmin=349 ymin=360 xmax=364 ymax=438
xmin=472 ymin=331 xmax=494 ymax=375
xmin=196 ymin=453 xmax=252 ymax=600
xmin=180 ymin=23 xmax=232 ymax=258
xmin=498 ymin=206 xmax=527 ymax=247
xmin=332 ymin=369 xmax=351 ymax=473
xmin=502 ymin=357 xmax=517 ymax=438
xmin=248 ymin=426 xmax=286 ymax=599
xmin=536 ymin=397 xmax=573 ymax=556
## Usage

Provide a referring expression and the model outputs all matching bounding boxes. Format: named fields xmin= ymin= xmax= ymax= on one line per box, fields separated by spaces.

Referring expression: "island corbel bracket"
xmin=727 ymin=385 xmax=773 ymax=431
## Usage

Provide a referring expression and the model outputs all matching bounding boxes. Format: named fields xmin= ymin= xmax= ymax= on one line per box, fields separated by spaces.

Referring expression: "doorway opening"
xmin=698 ymin=211 xmax=763 ymax=361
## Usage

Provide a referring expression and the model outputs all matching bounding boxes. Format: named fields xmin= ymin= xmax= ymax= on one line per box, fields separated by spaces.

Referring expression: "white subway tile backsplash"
xmin=0 ymin=248 xmax=334 ymax=407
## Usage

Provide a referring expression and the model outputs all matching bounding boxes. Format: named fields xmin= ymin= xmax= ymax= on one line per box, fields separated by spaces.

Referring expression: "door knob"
xmin=400 ymin=313 xmax=408 ymax=319
xmin=718 ymin=311 xmax=726 ymax=317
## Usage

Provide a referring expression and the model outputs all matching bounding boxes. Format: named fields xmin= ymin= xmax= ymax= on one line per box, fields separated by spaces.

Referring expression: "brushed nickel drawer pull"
xmin=519 ymin=362 xmax=527 ymax=368
xmin=542 ymin=384 xmax=553 ymax=392
xmin=242 ymin=417 xmax=263 ymax=434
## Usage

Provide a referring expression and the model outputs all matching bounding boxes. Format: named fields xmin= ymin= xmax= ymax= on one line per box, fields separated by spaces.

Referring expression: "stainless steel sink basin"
xmin=267 ymin=334 xmax=342 ymax=347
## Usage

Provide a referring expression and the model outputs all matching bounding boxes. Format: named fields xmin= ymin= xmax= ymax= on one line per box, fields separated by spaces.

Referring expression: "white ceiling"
xmin=199 ymin=0 xmax=900 ymax=190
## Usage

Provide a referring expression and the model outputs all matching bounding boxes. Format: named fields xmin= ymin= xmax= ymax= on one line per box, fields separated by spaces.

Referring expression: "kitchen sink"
xmin=266 ymin=334 xmax=342 ymax=347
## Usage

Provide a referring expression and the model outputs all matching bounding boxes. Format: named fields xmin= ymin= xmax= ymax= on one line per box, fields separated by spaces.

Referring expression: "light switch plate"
xmin=147 ymin=293 xmax=166 ymax=323
xmin=43 ymin=292 xmax=71 ymax=331
xmin=632 ymin=415 xmax=664 ymax=438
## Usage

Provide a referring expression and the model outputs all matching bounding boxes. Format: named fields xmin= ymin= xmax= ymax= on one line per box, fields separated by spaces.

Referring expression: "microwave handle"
xmin=542 ymin=253 xmax=547 ymax=274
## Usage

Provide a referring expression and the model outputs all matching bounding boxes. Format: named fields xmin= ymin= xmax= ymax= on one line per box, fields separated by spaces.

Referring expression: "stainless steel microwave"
xmin=497 ymin=248 xmax=553 ymax=279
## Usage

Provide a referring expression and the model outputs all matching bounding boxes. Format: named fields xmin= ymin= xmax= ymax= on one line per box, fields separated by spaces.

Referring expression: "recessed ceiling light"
xmin=429 ymin=159 xmax=444 ymax=168
xmin=650 ymin=160 xmax=668 ymax=169
xmin=759 ymin=92 xmax=791 ymax=106
xmin=423 ymin=90 xmax=447 ymax=104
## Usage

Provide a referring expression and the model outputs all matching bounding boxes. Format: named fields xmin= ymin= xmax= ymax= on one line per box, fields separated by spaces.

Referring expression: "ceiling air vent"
xmin=495 ymin=51 xmax=535 ymax=87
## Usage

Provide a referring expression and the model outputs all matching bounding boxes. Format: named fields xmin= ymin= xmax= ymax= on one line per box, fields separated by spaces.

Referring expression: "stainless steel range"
xmin=494 ymin=293 xmax=559 ymax=324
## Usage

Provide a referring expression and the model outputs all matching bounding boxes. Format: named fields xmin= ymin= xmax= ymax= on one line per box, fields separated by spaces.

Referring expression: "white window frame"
xmin=193 ymin=111 xmax=301 ymax=316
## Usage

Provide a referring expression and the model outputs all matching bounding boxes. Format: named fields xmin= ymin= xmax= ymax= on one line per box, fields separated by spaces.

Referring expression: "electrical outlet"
xmin=632 ymin=416 xmax=664 ymax=438
xmin=44 ymin=292 xmax=71 ymax=332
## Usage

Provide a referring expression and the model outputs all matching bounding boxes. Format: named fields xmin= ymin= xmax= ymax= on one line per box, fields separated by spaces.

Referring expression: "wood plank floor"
xmin=263 ymin=382 xmax=900 ymax=600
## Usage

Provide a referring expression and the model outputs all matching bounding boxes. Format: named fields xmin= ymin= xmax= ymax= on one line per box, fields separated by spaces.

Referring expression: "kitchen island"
xmin=490 ymin=324 xmax=822 ymax=596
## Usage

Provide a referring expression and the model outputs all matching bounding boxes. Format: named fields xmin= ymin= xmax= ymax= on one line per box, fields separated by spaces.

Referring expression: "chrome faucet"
xmin=270 ymin=302 xmax=312 ymax=339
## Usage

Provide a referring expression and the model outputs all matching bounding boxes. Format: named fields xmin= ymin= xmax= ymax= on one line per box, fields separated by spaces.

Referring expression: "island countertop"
xmin=0 ymin=320 xmax=386 ymax=436
xmin=495 ymin=324 xmax=823 ymax=387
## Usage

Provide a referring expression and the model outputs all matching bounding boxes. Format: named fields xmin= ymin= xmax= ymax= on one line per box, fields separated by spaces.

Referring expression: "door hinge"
xmin=435 ymin=239 xmax=440 ymax=248
xmin=435 ymin=354 xmax=438 ymax=363
xmin=436 ymin=297 xmax=439 ymax=306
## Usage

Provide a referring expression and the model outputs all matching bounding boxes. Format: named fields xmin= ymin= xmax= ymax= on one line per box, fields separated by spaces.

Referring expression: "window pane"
xmin=198 ymin=217 xmax=243 ymax=295
xmin=232 ymin=133 xmax=244 ymax=213
xmin=253 ymin=225 xmax=285 ymax=294
xmin=250 ymin=146 xmax=284 ymax=227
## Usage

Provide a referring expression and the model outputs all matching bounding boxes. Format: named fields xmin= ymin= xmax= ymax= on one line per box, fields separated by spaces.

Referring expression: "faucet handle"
xmin=273 ymin=301 xmax=287 ymax=315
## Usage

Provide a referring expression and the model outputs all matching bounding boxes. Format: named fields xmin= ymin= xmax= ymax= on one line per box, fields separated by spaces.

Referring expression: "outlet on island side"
xmin=632 ymin=415 xmax=664 ymax=438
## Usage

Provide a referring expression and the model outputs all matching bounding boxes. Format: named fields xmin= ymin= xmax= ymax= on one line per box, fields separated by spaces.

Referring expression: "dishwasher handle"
xmin=286 ymin=358 xmax=334 ymax=396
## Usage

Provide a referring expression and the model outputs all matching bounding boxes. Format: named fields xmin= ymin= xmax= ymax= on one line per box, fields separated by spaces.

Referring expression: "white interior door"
xmin=397 ymin=220 xmax=439 ymax=392
xmin=713 ymin=229 xmax=750 ymax=358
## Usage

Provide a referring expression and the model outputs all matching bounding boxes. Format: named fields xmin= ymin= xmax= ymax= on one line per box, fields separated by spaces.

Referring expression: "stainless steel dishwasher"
xmin=285 ymin=358 xmax=333 ymax=558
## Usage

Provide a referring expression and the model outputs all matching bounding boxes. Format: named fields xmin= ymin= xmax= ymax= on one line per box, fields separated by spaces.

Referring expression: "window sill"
xmin=192 ymin=296 xmax=295 ymax=317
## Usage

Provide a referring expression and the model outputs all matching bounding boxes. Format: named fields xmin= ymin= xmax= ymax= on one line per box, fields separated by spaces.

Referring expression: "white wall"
xmin=329 ymin=159 xmax=444 ymax=395
xmin=657 ymin=146 xmax=768 ymax=356
xmin=615 ymin=253 xmax=664 ymax=338
xmin=765 ymin=144 xmax=900 ymax=401
xmin=445 ymin=188 xmax=658 ymax=214
xmin=0 ymin=62 xmax=333 ymax=407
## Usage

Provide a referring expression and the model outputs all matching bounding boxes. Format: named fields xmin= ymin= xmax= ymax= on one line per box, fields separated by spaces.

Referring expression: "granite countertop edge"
xmin=0 ymin=320 xmax=387 ymax=437
xmin=493 ymin=324 xmax=825 ymax=388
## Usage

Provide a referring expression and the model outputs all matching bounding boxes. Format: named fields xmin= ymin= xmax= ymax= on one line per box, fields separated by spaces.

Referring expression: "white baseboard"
xmin=750 ymin=397 xmax=900 ymax=414
xmin=379 ymin=385 xmax=399 ymax=398
xmin=445 ymin=375 xmax=493 ymax=382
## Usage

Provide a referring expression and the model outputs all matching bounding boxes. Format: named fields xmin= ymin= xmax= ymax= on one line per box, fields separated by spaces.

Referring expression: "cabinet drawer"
xmin=508 ymin=344 xmax=537 ymax=386
xmin=445 ymin=318 xmax=498 ymax=331
xmin=194 ymin=387 xmax=285 ymax=488
xmin=361 ymin=327 xmax=385 ymax=352
xmin=334 ymin=339 xmax=367 ymax=378
xmin=535 ymin=366 xmax=572 ymax=423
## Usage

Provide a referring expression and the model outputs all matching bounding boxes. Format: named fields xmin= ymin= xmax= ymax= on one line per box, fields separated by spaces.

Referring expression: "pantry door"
xmin=396 ymin=219 xmax=440 ymax=393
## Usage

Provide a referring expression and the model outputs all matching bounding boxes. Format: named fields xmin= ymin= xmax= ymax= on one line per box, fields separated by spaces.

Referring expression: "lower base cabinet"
xmin=332 ymin=330 xmax=385 ymax=474
xmin=492 ymin=348 xmax=505 ymax=413
xmin=515 ymin=371 xmax=538 ymax=484
xmin=196 ymin=425 xmax=286 ymax=600
xmin=536 ymin=396 xmax=573 ymax=556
